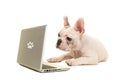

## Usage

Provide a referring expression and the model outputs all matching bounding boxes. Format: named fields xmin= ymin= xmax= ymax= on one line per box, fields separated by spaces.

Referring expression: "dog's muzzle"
xmin=56 ymin=39 xmax=62 ymax=48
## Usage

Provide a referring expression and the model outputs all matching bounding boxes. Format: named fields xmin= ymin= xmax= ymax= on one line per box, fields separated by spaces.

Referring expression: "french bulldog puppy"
xmin=47 ymin=16 xmax=108 ymax=66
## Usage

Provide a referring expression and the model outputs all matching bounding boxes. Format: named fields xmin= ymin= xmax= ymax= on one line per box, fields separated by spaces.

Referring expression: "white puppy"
xmin=47 ymin=16 xmax=108 ymax=66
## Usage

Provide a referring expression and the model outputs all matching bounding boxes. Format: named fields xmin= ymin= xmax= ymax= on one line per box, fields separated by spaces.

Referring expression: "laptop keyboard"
xmin=42 ymin=64 xmax=56 ymax=69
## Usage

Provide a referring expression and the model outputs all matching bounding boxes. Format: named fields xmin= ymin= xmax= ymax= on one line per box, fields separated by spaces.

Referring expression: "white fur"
xmin=47 ymin=17 xmax=108 ymax=66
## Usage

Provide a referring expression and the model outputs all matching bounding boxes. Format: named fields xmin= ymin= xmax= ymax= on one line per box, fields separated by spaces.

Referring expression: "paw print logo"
xmin=27 ymin=42 xmax=34 ymax=49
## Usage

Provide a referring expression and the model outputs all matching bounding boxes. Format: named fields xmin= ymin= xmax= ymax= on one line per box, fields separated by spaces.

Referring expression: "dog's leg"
xmin=66 ymin=53 xmax=98 ymax=66
xmin=47 ymin=53 xmax=73 ymax=63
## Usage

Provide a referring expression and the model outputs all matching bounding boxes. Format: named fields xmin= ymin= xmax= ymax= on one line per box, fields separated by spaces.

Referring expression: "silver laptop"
xmin=17 ymin=25 xmax=70 ymax=73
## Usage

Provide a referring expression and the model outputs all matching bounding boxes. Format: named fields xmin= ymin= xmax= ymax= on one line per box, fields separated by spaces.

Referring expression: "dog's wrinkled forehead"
xmin=58 ymin=27 xmax=75 ymax=37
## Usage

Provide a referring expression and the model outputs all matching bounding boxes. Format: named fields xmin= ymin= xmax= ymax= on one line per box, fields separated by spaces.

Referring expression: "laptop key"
xmin=42 ymin=64 xmax=56 ymax=69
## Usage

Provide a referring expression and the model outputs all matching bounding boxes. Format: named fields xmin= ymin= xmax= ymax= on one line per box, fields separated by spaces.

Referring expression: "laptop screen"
xmin=17 ymin=25 xmax=47 ymax=71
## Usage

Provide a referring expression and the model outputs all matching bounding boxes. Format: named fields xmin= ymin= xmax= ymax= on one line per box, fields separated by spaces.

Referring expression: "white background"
xmin=0 ymin=0 xmax=120 ymax=80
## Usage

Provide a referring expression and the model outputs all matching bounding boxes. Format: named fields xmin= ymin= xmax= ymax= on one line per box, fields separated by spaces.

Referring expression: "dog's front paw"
xmin=47 ymin=57 xmax=62 ymax=63
xmin=65 ymin=59 xmax=78 ymax=66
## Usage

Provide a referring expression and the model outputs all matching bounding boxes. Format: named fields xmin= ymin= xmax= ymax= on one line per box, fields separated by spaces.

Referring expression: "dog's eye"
xmin=66 ymin=37 xmax=72 ymax=41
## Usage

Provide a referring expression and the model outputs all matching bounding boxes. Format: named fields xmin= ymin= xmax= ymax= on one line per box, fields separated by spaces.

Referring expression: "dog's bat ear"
xmin=74 ymin=18 xmax=85 ymax=33
xmin=63 ymin=16 xmax=70 ymax=28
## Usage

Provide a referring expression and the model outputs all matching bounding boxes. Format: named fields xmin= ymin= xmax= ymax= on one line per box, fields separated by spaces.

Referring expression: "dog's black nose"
xmin=56 ymin=39 xmax=62 ymax=48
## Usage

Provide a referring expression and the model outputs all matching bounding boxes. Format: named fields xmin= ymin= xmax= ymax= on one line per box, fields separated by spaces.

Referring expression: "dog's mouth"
xmin=58 ymin=48 xmax=70 ymax=51
xmin=56 ymin=44 xmax=71 ymax=51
